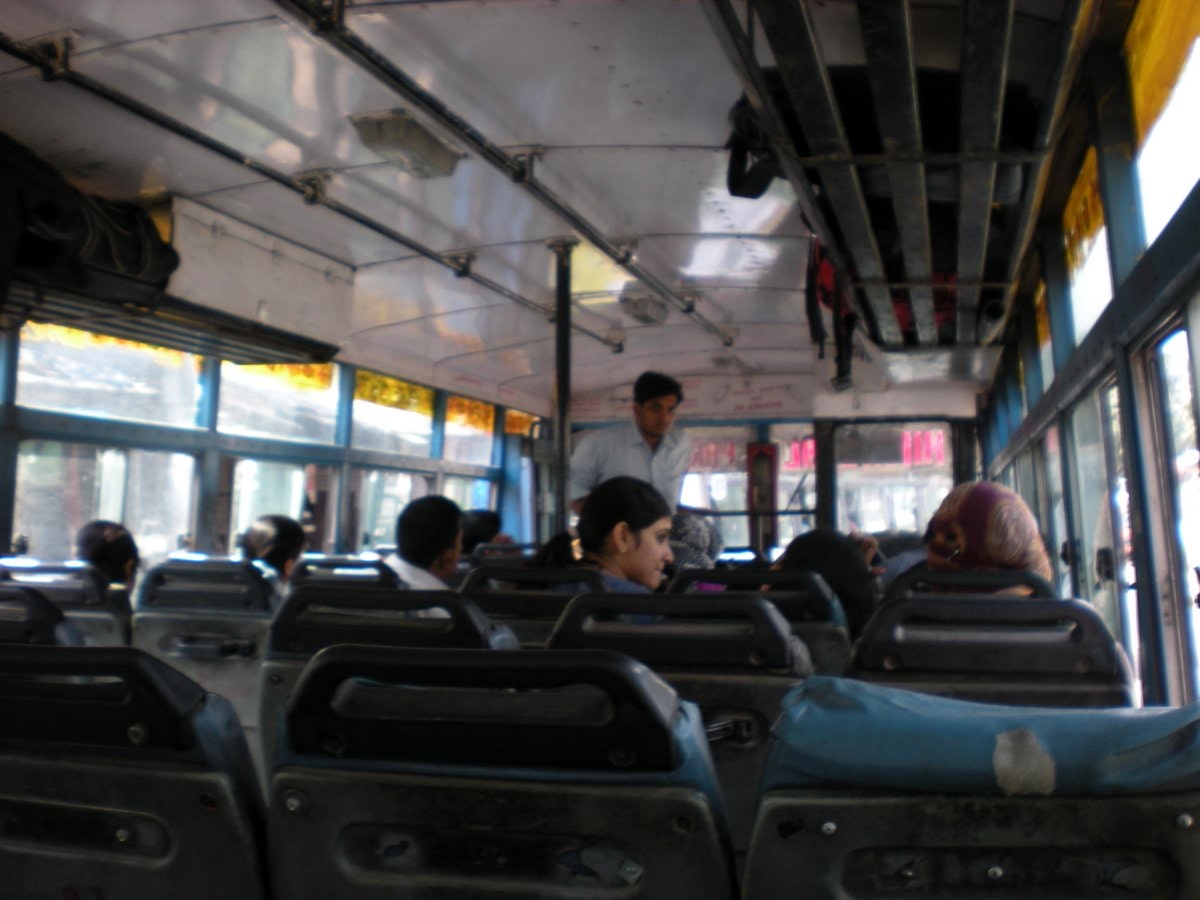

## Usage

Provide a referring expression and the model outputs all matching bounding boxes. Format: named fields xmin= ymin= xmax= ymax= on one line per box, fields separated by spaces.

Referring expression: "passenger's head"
xmin=577 ymin=476 xmax=674 ymax=589
xmin=632 ymin=371 xmax=683 ymax=442
xmin=925 ymin=481 xmax=1052 ymax=582
xmin=397 ymin=495 xmax=463 ymax=578
xmin=669 ymin=511 xmax=718 ymax=570
xmin=461 ymin=509 xmax=503 ymax=555
xmin=774 ymin=527 xmax=879 ymax=635
xmin=75 ymin=521 xmax=139 ymax=586
xmin=239 ymin=515 xmax=306 ymax=581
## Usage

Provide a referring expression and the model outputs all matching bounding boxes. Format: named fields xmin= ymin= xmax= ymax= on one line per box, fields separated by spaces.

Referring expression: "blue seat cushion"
xmin=763 ymin=676 xmax=1200 ymax=796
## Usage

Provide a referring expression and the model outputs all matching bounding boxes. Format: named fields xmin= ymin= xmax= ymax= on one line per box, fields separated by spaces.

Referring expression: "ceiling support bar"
xmin=956 ymin=0 xmax=1014 ymax=345
xmin=858 ymin=0 xmax=935 ymax=345
xmin=749 ymin=0 xmax=902 ymax=346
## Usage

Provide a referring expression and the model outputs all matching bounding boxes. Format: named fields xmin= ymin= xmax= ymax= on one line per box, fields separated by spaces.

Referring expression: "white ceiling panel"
xmin=331 ymin=160 xmax=568 ymax=254
xmin=0 ymin=69 xmax=263 ymax=199
xmin=348 ymin=1 xmax=741 ymax=149
xmin=71 ymin=16 xmax=396 ymax=174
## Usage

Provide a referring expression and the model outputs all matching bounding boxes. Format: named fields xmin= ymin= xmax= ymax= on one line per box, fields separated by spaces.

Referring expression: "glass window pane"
xmin=771 ymin=424 xmax=817 ymax=548
xmin=1042 ymin=427 xmax=1070 ymax=596
xmin=1137 ymin=40 xmax=1200 ymax=245
xmin=1104 ymin=385 xmax=1141 ymax=683
xmin=121 ymin=451 xmax=195 ymax=568
xmin=13 ymin=442 xmax=194 ymax=570
xmin=17 ymin=323 xmax=202 ymax=427
xmin=1157 ymin=329 xmax=1200 ymax=695
xmin=834 ymin=422 xmax=954 ymax=534
xmin=228 ymin=459 xmax=307 ymax=553
xmin=444 ymin=396 xmax=495 ymax=465
xmin=443 ymin=475 xmax=494 ymax=512
xmin=504 ymin=409 xmax=539 ymax=436
xmin=218 ymin=363 xmax=339 ymax=443
xmin=349 ymin=469 xmax=429 ymax=552
xmin=1063 ymin=149 xmax=1113 ymax=344
xmin=1035 ymin=281 xmax=1055 ymax=387
xmin=352 ymin=370 xmax=435 ymax=457
xmin=680 ymin=427 xmax=754 ymax=551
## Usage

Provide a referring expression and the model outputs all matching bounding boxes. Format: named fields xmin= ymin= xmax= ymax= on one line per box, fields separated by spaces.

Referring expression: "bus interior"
xmin=3 ymin=0 xmax=1200 ymax=897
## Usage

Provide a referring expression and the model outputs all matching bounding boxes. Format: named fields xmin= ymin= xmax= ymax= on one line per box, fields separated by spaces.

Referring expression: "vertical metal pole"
xmin=1040 ymin=224 xmax=1076 ymax=376
xmin=334 ymin=364 xmax=356 ymax=553
xmin=548 ymin=238 xmax=578 ymax=534
xmin=193 ymin=357 xmax=222 ymax=553
xmin=0 ymin=328 xmax=21 ymax=553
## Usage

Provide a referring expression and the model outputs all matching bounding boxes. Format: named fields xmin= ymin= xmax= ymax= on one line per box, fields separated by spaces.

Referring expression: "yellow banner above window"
xmin=1126 ymin=0 xmax=1200 ymax=147
xmin=448 ymin=395 xmax=495 ymax=434
xmin=354 ymin=370 xmax=434 ymax=416
xmin=237 ymin=363 xmax=334 ymax=392
xmin=1062 ymin=147 xmax=1103 ymax=274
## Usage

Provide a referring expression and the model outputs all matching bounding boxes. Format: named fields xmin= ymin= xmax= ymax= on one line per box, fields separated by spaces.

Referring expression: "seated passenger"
xmin=772 ymin=527 xmax=880 ymax=637
xmin=923 ymin=481 xmax=1053 ymax=587
xmin=669 ymin=509 xmax=723 ymax=571
xmin=75 ymin=520 xmax=139 ymax=589
xmin=239 ymin=514 xmax=306 ymax=583
xmin=461 ymin=509 xmax=514 ymax=555
xmin=529 ymin=531 xmax=582 ymax=569
xmin=386 ymin=495 xmax=463 ymax=591
xmin=576 ymin=476 xmax=674 ymax=593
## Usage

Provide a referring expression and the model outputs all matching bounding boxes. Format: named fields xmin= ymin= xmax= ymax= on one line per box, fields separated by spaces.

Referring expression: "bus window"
xmin=1154 ymin=328 xmax=1200 ymax=694
xmin=771 ymin=425 xmax=816 ymax=547
xmin=218 ymin=362 xmax=339 ymax=444
xmin=444 ymin=396 xmax=496 ymax=466
xmin=352 ymin=370 xmax=435 ymax=457
xmin=17 ymin=323 xmax=202 ymax=427
xmin=1063 ymin=149 xmax=1114 ymax=344
xmin=350 ymin=469 xmax=428 ymax=552
xmin=1067 ymin=385 xmax=1140 ymax=672
xmin=1041 ymin=426 xmax=1071 ymax=596
xmin=443 ymin=475 xmax=494 ymax=512
xmin=834 ymin=422 xmax=953 ymax=536
xmin=228 ymin=459 xmax=337 ymax=555
xmin=680 ymin=427 xmax=753 ymax=551
xmin=14 ymin=441 xmax=194 ymax=568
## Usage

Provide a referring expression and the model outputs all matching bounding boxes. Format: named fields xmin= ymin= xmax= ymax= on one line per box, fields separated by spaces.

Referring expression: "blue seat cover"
xmin=763 ymin=675 xmax=1200 ymax=796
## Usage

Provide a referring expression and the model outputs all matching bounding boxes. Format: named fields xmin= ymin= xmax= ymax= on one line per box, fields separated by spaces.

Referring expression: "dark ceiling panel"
xmin=755 ymin=0 xmax=903 ymax=347
xmin=858 ymin=0 xmax=935 ymax=346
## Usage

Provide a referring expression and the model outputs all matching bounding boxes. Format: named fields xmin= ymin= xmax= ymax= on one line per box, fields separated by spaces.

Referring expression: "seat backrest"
xmin=131 ymin=558 xmax=279 ymax=781
xmin=0 ymin=583 xmax=67 ymax=645
xmin=883 ymin=565 xmax=1057 ymax=601
xmin=667 ymin=568 xmax=851 ymax=674
xmin=136 ymin=557 xmax=281 ymax=612
xmin=850 ymin=594 xmax=1135 ymax=707
xmin=0 ymin=645 xmax=265 ymax=899
xmin=547 ymin=592 xmax=807 ymax=860
xmin=745 ymin=676 xmax=1200 ymax=899
xmin=0 ymin=560 xmax=129 ymax=644
xmin=457 ymin=566 xmax=606 ymax=646
xmin=290 ymin=554 xmax=400 ymax=587
xmin=258 ymin=584 xmax=518 ymax=794
xmin=268 ymin=645 xmax=735 ymax=899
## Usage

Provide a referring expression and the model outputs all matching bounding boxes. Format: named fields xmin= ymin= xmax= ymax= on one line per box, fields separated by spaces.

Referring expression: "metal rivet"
xmin=282 ymin=789 xmax=308 ymax=815
xmin=619 ymin=860 xmax=643 ymax=885
xmin=820 ymin=821 xmax=837 ymax=836
xmin=987 ymin=865 xmax=1005 ymax=881
xmin=883 ymin=655 xmax=900 ymax=672
xmin=114 ymin=828 xmax=132 ymax=844
xmin=127 ymin=723 xmax=148 ymax=746
xmin=607 ymin=746 xmax=636 ymax=767
xmin=320 ymin=733 xmax=347 ymax=756
xmin=1177 ymin=813 xmax=1195 ymax=829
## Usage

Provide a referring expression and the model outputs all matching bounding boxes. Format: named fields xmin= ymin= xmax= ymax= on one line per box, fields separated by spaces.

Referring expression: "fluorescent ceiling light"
xmin=350 ymin=109 xmax=462 ymax=179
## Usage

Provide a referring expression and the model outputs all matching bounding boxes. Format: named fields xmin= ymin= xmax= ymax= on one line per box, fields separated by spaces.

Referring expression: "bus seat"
xmin=883 ymin=564 xmax=1058 ymax=602
xmin=744 ymin=676 xmax=1200 ymax=898
xmin=258 ymin=584 xmax=518 ymax=789
xmin=0 ymin=645 xmax=265 ymax=899
xmin=669 ymin=568 xmax=851 ymax=675
xmin=849 ymin=594 xmax=1135 ymax=707
xmin=131 ymin=558 xmax=281 ymax=779
xmin=0 ymin=559 xmax=130 ymax=645
xmin=458 ymin=565 xmax=606 ymax=647
xmin=290 ymin=554 xmax=401 ymax=586
xmin=0 ymin=582 xmax=83 ymax=645
xmin=547 ymin=592 xmax=809 ymax=863
xmin=268 ymin=645 xmax=737 ymax=899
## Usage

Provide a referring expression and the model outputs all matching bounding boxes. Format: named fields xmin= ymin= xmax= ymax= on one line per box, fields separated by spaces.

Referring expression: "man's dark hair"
xmin=461 ymin=509 xmax=502 ymax=555
xmin=397 ymin=495 xmax=463 ymax=569
xmin=633 ymin=371 xmax=683 ymax=405
xmin=240 ymin=515 xmax=306 ymax=574
xmin=75 ymin=520 xmax=139 ymax=585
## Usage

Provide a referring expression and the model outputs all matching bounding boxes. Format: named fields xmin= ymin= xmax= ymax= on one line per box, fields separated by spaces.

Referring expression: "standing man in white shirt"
xmin=569 ymin=371 xmax=691 ymax=512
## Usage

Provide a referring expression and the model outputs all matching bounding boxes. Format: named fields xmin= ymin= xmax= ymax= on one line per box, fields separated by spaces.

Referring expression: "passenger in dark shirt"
xmin=239 ymin=514 xmax=306 ymax=583
xmin=76 ymin=520 xmax=139 ymax=589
